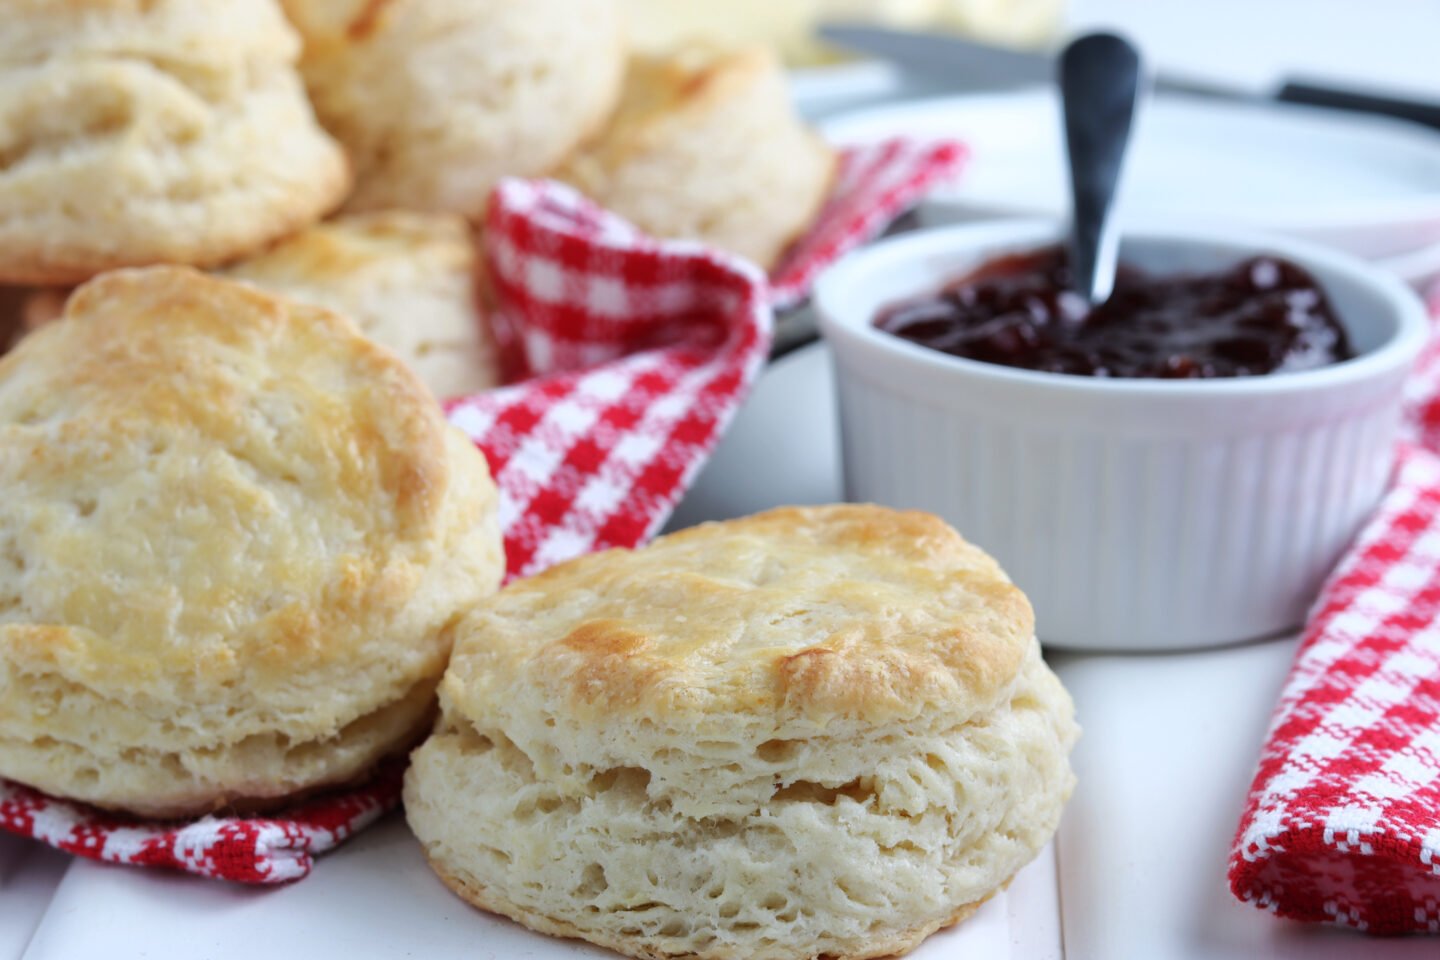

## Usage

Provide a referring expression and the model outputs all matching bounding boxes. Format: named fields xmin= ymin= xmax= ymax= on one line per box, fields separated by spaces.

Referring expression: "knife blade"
xmin=821 ymin=22 xmax=1055 ymax=90
xmin=818 ymin=24 xmax=1440 ymax=133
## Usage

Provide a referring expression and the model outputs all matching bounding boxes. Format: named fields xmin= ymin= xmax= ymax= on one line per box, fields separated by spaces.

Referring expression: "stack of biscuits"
xmin=0 ymin=3 xmax=1076 ymax=959
xmin=0 ymin=0 xmax=838 ymax=384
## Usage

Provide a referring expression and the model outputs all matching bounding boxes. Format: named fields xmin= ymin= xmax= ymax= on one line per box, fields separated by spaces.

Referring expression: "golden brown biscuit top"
xmin=570 ymin=46 xmax=778 ymax=176
xmin=0 ymin=266 xmax=461 ymax=688
xmin=227 ymin=211 xmax=473 ymax=289
xmin=446 ymin=505 xmax=1034 ymax=729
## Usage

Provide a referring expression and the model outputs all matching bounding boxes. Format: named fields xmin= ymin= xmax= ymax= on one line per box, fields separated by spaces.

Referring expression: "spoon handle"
xmin=1060 ymin=33 xmax=1143 ymax=305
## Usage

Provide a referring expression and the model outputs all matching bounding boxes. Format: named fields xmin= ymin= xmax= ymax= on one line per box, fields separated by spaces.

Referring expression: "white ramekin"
xmin=815 ymin=221 xmax=1429 ymax=651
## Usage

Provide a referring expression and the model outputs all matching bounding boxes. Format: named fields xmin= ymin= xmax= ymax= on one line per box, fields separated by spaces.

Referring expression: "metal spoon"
xmin=1059 ymin=33 xmax=1143 ymax=305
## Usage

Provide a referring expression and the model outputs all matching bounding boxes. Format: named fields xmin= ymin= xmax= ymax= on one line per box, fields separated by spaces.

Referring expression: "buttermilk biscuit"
xmin=0 ymin=0 xmax=349 ymax=285
xmin=557 ymin=48 xmax=837 ymax=270
xmin=224 ymin=212 xmax=499 ymax=400
xmin=0 ymin=267 xmax=504 ymax=818
xmin=283 ymin=0 xmax=625 ymax=217
xmin=406 ymin=505 xmax=1078 ymax=960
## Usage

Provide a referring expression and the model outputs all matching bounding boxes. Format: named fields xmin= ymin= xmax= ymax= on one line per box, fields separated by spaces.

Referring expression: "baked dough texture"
xmin=0 ymin=267 xmax=504 ymax=818
xmin=0 ymin=0 xmax=350 ymax=285
xmin=406 ymin=505 xmax=1078 ymax=960
xmin=282 ymin=0 xmax=625 ymax=217
xmin=224 ymin=212 xmax=499 ymax=400
xmin=557 ymin=48 xmax=837 ymax=270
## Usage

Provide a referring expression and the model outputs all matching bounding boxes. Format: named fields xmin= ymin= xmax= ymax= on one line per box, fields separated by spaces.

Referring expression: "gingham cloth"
xmin=1230 ymin=282 xmax=1440 ymax=934
xmin=0 ymin=138 xmax=967 ymax=883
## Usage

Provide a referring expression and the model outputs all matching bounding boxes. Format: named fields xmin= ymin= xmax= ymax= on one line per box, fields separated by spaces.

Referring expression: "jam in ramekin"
xmin=876 ymin=246 xmax=1354 ymax=379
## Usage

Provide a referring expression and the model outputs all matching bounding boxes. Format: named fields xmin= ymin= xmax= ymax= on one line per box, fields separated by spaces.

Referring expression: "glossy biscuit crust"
xmin=448 ymin=506 xmax=1034 ymax=729
xmin=0 ymin=267 xmax=504 ymax=817
xmin=0 ymin=0 xmax=349 ymax=285
xmin=407 ymin=505 xmax=1078 ymax=960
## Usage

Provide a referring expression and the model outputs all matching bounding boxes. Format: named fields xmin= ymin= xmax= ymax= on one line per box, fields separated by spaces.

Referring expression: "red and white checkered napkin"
xmin=0 ymin=137 xmax=967 ymax=883
xmin=1231 ymin=284 xmax=1440 ymax=934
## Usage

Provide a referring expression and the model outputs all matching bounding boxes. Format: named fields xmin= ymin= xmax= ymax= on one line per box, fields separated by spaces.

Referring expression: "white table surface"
xmin=0 ymin=840 xmax=66 ymax=960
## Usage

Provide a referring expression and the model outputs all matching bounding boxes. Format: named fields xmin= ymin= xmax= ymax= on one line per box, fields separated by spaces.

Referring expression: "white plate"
xmin=1 ymin=837 xmax=67 ymax=960
xmin=1378 ymin=240 xmax=1440 ymax=290
xmin=14 ymin=820 xmax=1060 ymax=960
xmin=787 ymin=60 xmax=904 ymax=118
xmin=821 ymin=88 xmax=1440 ymax=260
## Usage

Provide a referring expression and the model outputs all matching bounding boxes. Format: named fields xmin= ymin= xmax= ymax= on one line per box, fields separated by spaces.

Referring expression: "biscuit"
xmin=0 ymin=267 xmax=504 ymax=818
xmin=283 ymin=0 xmax=624 ymax=217
xmin=557 ymin=48 xmax=837 ymax=270
xmin=0 ymin=0 xmax=350 ymax=286
xmin=225 ymin=212 xmax=499 ymax=400
xmin=405 ymin=505 xmax=1078 ymax=960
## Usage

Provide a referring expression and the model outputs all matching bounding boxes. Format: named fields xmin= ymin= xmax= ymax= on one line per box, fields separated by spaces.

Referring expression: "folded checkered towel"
xmin=1231 ymin=284 xmax=1440 ymax=934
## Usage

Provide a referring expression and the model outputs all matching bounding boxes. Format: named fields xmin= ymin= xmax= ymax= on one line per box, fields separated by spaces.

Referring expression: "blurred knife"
xmin=819 ymin=24 xmax=1440 ymax=133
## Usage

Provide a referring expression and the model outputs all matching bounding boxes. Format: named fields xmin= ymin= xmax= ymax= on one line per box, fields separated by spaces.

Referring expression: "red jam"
xmin=875 ymin=246 xmax=1354 ymax=379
